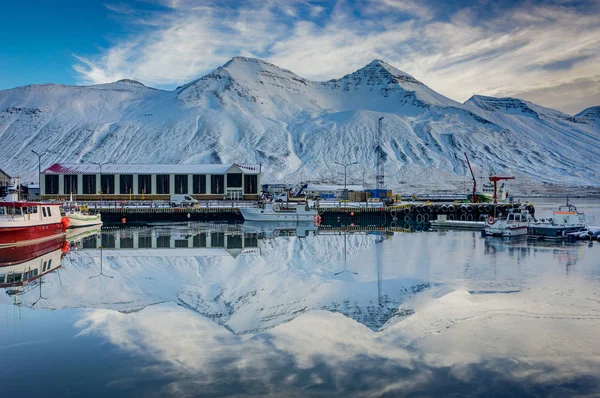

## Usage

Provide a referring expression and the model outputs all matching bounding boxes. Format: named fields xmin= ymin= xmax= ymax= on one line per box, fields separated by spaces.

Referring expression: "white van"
xmin=170 ymin=194 xmax=199 ymax=207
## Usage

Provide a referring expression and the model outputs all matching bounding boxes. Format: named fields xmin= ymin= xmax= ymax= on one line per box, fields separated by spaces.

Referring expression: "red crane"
xmin=488 ymin=176 xmax=514 ymax=204
xmin=464 ymin=152 xmax=477 ymax=203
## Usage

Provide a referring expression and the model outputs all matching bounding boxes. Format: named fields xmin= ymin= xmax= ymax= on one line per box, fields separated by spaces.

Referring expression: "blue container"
xmin=364 ymin=189 xmax=389 ymax=199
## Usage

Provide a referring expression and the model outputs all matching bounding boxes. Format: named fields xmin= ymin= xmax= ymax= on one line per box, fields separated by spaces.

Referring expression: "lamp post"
xmin=91 ymin=162 xmax=109 ymax=208
xmin=89 ymin=246 xmax=113 ymax=279
xmin=334 ymin=161 xmax=358 ymax=200
xmin=334 ymin=231 xmax=358 ymax=276
xmin=31 ymin=150 xmax=44 ymax=193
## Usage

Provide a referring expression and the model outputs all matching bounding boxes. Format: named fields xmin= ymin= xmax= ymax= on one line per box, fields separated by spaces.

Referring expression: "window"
xmin=174 ymin=240 xmax=189 ymax=248
xmin=193 ymin=233 xmax=206 ymax=247
xmin=45 ymin=175 xmax=59 ymax=195
xmin=211 ymin=175 xmax=224 ymax=194
xmin=47 ymin=259 xmax=52 ymax=269
xmin=64 ymin=175 xmax=78 ymax=194
xmin=7 ymin=273 xmax=22 ymax=283
xmin=47 ymin=207 xmax=52 ymax=217
xmin=244 ymin=175 xmax=258 ymax=194
xmin=211 ymin=232 xmax=225 ymax=247
xmin=0 ymin=274 xmax=4 ymax=283
xmin=82 ymin=175 xmax=96 ymax=194
xmin=227 ymin=173 xmax=242 ymax=188
xmin=174 ymin=175 xmax=188 ymax=194
xmin=157 ymin=235 xmax=170 ymax=248
xmin=120 ymin=175 xmax=134 ymax=195
xmin=156 ymin=175 xmax=170 ymax=194
xmin=193 ymin=175 xmax=206 ymax=194
xmin=42 ymin=207 xmax=47 ymax=217
xmin=100 ymin=175 xmax=115 ymax=194
xmin=138 ymin=175 xmax=151 ymax=194
xmin=227 ymin=235 xmax=243 ymax=249
xmin=43 ymin=261 xmax=47 ymax=271
xmin=245 ymin=235 xmax=258 ymax=247
xmin=82 ymin=236 xmax=97 ymax=249
xmin=0 ymin=208 xmax=4 ymax=215
xmin=120 ymin=236 xmax=134 ymax=248
xmin=101 ymin=233 xmax=116 ymax=248
xmin=138 ymin=236 xmax=152 ymax=248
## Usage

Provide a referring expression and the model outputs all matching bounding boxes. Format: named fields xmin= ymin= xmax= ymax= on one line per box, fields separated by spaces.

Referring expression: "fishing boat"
xmin=0 ymin=240 xmax=66 ymax=298
xmin=63 ymin=204 xmax=102 ymax=228
xmin=0 ymin=184 xmax=68 ymax=248
xmin=528 ymin=200 xmax=587 ymax=240
xmin=484 ymin=209 xmax=531 ymax=237
xmin=239 ymin=202 xmax=317 ymax=222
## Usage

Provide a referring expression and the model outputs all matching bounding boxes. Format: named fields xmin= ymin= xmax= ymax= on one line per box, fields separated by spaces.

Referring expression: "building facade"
xmin=0 ymin=168 xmax=11 ymax=188
xmin=40 ymin=163 xmax=261 ymax=200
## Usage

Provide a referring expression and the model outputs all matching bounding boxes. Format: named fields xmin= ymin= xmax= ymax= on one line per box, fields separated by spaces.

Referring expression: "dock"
xmin=91 ymin=202 xmax=535 ymax=227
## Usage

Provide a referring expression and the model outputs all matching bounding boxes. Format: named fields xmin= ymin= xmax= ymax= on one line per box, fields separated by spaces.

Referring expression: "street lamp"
xmin=334 ymin=232 xmax=357 ymax=276
xmin=90 ymin=162 xmax=110 ymax=208
xmin=89 ymin=246 xmax=113 ymax=279
xmin=31 ymin=149 xmax=45 ymax=189
xmin=334 ymin=161 xmax=358 ymax=200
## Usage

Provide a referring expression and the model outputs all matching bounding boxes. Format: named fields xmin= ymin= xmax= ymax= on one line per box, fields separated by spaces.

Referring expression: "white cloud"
xmin=73 ymin=0 xmax=600 ymax=113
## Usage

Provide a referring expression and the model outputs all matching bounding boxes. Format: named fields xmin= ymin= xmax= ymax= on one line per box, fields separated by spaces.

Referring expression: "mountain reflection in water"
xmin=1 ymin=204 xmax=600 ymax=397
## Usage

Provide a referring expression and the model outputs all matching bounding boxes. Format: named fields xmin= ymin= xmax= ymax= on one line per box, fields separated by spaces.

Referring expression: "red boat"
xmin=0 ymin=239 xmax=67 ymax=288
xmin=0 ymin=235 xmax=68 ymax=267
xmin=0 ymin=200 xmax=69 ymax=247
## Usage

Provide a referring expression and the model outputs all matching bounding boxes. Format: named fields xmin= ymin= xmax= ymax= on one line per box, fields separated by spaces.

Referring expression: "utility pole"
xmin=376 ymin=117 xmax=385 ymax=190
xmin=334 ymin=161 xmax=358 ymax=200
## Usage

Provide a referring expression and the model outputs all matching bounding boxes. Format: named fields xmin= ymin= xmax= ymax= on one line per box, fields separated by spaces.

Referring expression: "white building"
xmin=40 ymin=163 xmax=261 ymax=200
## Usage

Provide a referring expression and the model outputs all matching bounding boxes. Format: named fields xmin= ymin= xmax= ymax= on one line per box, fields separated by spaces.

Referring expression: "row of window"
xmin=0 ymin=206 xmax=51 ymax=216
xmin=0 ymin=261 xmax=47 ymax=284
xmin=45 ymin=174 xmax=257 ymax=195
xmin=81 ymin=233 xmax=259 ymax=249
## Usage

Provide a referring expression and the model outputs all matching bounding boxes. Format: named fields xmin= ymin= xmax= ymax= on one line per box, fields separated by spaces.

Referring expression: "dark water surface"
xmin=1 ymin=198 xmax=599 ymax=397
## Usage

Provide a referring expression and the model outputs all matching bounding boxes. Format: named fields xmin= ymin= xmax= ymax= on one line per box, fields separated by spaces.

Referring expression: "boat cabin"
xmin=0 ymin=201 xmax=62 ymax=223
xmin=506 ymin=212 xmax=529 ymax=224
xmin=552 ymin=204 xmax=585 ymax=226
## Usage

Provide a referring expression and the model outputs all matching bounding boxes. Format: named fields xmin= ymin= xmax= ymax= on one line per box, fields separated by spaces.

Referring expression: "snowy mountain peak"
xmin=466 ymin=95 xmax=539 ymax=116
xmin=115 ymin=79 xmax=146 ymax=86
xmin=363 ymin=59 xmax=424 ymax=86
xmin=576 ymin=106 xmax=600 ymax=125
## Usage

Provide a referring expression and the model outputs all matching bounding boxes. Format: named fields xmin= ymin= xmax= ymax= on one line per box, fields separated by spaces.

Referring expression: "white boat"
xmin=528 ymin=200 xmax=587 ymax=240
xmin=63 ymin=201 xmax=103 ymax=228
xmin=485 ymin=210 xmax=531 ymax=237
xmin=239 ymin=202 xmax=317 ymax=222
xmin=431 ymin=215 xmax=485 ymax=230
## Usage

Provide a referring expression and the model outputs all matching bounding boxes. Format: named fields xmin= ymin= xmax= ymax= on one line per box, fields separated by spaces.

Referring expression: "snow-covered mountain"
xmin=1 ymin=57 xmax=598 ymax=190
xmin=1 ymin=230 xmax=430 ymax=334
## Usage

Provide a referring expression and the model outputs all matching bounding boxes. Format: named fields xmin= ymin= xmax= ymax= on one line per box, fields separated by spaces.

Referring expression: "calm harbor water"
xmin=1 ymin=198 xmax=600 ymax=397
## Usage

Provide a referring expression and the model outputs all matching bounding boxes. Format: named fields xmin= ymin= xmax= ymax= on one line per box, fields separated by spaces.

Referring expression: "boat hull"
xmin=240 ymin=206 xmax=317 ymax=222
xmin=68 ymin=214 xmax=103 ymax=228
xmin=485 ymin=225 xmax=527 ymax=237
xmin=0 ymin=235 xmax=66 ymax=267
xmin=0 ymin=223 xmax=66 ymax=247
xmin=528 ymin=225 xmax=587 ymax=240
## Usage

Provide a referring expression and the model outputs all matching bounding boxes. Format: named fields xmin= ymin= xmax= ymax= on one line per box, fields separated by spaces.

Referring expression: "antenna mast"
xmin=376 ymin=117 xmax=385 ymax=190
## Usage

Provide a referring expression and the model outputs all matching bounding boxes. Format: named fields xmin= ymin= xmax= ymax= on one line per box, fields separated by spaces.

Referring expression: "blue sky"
xmin=1 ymin=0 xmax=598 ymax=113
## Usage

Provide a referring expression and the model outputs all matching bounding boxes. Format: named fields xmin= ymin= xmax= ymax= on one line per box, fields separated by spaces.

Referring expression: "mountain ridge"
xmin=0 ymin=57 xmax=598 ymax=189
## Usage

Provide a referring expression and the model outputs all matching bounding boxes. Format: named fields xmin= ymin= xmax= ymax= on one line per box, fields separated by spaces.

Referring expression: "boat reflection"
xmin=0 ymin=236 xmax=67 ymax=302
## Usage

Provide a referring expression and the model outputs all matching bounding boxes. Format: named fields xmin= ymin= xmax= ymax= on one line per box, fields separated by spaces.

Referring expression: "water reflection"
xmin=1 ymin=205 xmax=600 ymax=396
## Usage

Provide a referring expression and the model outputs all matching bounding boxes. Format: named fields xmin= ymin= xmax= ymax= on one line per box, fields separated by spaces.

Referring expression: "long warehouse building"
xmin=40 ymin=163 xmax=261 ymax=200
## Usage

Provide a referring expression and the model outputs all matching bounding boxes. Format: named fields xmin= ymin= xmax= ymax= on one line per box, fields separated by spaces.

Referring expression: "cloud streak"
xmin=73 ymin=0 xmax=600 ymax=114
